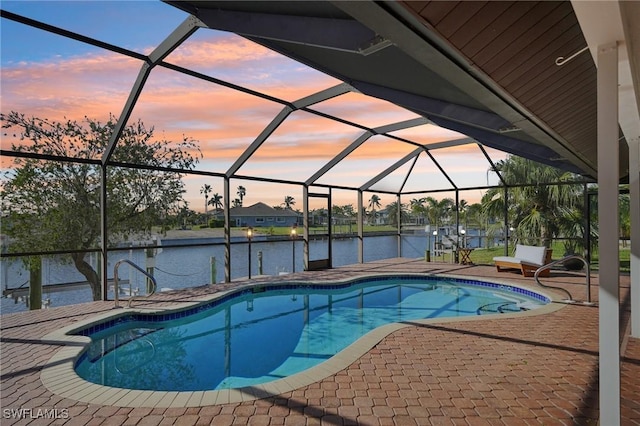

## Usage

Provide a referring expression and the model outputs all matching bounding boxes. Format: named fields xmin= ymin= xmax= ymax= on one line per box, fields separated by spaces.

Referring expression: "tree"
xmin=464 ymin=203 xmax=484 ymax=247
xmin=0 ymin=112 xmax=201 ymax=301
xmin=177 ymin=201 xmax=197 ymax=229
xmin=236 ymin=186 xmax=246 ymax=206
xmin=386 ymin=201 xmax=409 ymax=226
xmin=283 ymin=195 xmax=295 ymax=210
xmin=410 ymin=198 xmax=427 ymax=225
xmin=207 ymin=192 xmax=223 ymax=212
xmin=481 ymin=156 xmax=582 ymax=248
xmin=458 ymin=199 xmax=468 ymax=229
xmin=368 ymin=194 xmax=381 ymax=224
xmin=200 ymin=184 xmax=212 ymax=220
xmin=424 ymin=196 xmax=454 ymax=230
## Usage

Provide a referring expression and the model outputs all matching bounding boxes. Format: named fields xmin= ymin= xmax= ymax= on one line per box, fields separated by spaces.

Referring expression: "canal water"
xmin=1 ymin=232 xmax=486 ymax=314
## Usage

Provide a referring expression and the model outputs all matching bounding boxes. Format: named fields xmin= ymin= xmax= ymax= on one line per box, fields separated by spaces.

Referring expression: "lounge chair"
xmin=493 ymin=244 xmax=553 ymax=277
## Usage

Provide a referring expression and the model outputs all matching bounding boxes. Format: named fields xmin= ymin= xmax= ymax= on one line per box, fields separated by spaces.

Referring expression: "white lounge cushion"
xmin=514 ymin=244 xmax=546 ymax=265
xmin=493 ymin=245 xmax=547 ymax=266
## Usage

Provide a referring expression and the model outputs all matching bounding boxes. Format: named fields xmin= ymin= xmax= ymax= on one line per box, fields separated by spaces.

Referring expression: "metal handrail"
xmin=113 ymin=259 xmax=157 ymax=308
xmin=534 ymin=255 xmax=591 ymax=304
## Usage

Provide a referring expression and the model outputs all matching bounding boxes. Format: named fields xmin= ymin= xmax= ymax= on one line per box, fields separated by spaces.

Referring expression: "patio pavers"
xmin=1 ymin=258 xmax=638 ymax=425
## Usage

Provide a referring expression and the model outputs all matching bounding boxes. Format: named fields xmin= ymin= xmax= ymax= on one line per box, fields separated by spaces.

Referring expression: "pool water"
xmin=74 ymin=277 xmax=547 ymax=391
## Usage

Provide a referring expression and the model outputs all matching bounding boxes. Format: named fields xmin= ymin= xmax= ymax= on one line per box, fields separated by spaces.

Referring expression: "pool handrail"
xmin=113 ymin=259 xmax=157 ymax=308
xmin=534 ymin=254 xmax=591 ymax=304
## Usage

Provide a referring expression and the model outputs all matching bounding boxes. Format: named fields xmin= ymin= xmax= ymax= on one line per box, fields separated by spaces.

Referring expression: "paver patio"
xmin=1 ymin=258 xmax=638 ymax=425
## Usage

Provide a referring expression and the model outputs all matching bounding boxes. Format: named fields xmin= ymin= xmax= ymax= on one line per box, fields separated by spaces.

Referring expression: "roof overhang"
xmin=166 ymin=0 xmax=639 ymax=182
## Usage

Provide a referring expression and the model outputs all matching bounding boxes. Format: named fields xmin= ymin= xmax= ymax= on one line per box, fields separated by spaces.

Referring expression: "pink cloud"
xmin=2 ymin=31 xmax=487 ymax=205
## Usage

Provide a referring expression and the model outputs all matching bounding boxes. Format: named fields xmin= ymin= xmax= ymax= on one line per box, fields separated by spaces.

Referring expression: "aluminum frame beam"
xmin=99 ymin=15 xmax=205 ymax=298
xmin=360 ymin=147 xmax=423 ymax=191
xmin=101 ymin=15 xmax=205 ymax=164
xmin=306 ymin=117 xmax=430 ymax=186
xmin=227 ymin=84 xmax=353 ymax=177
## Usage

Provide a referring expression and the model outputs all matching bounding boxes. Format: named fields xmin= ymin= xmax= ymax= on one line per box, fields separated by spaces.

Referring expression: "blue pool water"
xmin=74 ymin=276 xmax=548 ymax=391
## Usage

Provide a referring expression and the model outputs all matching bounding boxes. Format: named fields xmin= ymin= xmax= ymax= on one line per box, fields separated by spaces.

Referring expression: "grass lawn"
xmin=190 ymin=224 xmax=630 ymax=272
xmin=467 ymin=244 xmax=630 ymax=272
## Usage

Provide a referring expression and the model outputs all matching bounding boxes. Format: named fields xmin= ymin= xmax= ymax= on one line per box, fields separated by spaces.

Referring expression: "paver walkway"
xmin=1 ymin=258 xmax=638 ymax=425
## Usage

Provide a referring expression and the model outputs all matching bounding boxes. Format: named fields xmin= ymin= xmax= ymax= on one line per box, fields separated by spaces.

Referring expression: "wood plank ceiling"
xmin=401 ymin=1 xmax=603 ymax=172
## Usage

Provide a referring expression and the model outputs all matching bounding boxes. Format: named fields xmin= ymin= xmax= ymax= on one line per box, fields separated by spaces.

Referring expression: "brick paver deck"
xmin=1 ymin=258 xmax=638 ymax=425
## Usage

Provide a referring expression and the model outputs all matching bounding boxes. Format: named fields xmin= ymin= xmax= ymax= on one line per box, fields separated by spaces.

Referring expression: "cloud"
xmin=2 ymin=30 xmax=491 ymax=209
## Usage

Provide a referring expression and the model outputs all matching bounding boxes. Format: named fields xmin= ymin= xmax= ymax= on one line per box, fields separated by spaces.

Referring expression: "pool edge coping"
xmin=40 ymin=273 xmax=569 ymax=408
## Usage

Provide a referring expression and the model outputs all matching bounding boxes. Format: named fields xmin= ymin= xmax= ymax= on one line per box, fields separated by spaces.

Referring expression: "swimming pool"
xmin=73 ymin=275 xmax=549 ymax=392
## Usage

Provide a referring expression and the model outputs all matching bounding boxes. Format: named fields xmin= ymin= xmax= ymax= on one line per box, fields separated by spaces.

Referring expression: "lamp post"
xmin=509 ymin=226 xmax=515 ymax=253
xmin=290 ymin=224 xmax=297 ymax=273
xmin=432 ymin=230 xmax=438 ymax=256
xmin=247 ymin=227 xmax=253 ymax=279
xmin=460 ymin=229 xmax=466 ymax=248
xmin=425 ymin=225 xmax=431 ymax=262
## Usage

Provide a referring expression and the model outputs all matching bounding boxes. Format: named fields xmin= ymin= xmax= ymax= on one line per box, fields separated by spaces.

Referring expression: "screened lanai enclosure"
xmin=2 ymin=1 xmax=639 ymax=423
xmin=2 ymin=2 xmax=628 ymax=309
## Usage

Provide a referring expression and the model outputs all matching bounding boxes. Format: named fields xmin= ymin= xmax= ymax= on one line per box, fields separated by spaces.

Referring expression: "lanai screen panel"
xmin=182 ymin=175 xmax=225 ymax=215
xmin=369 ymin=161 xmax=416 ymax=194
xmin=1 ymin=1 xmax=187 ymax=57
xmin=111 ymin=66 xmax=284 ymax=174
xmin=229 ymin=179 xmax=302 ymax=214
xmin=1 ymin=15 xmax=142 ymax=158
xmin=428 ymin=144 xmax=493 ymax=189
xmin=309 ymin=92 xmax=421 ymax=129
xmin=0 ymin=160 xmax=103 ymax=252
xmin=315 ymin=135 xmax=419 ymax=189
xmin=400 ymin=152 xmax=455 ymax=193
xmin=235 ymin=110 xmax=364 ymax=182
xmin=165 ymin=29 xmax=342 ymax=102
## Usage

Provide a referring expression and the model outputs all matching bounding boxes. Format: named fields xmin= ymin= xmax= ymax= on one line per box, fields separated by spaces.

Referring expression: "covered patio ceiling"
xmin=168 ymin=0 xmax=639 ymax=183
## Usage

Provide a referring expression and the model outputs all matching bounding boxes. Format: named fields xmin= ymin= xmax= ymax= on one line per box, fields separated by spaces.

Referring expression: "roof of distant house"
xmin=229 ymin=202 xmax=300 ymax=217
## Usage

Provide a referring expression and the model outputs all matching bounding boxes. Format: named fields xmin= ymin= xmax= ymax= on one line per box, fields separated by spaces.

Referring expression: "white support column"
xmin=597 ymin=41 xmax=620 ymax=425
xmin=629 ymin=137 xmax=640 ymax=337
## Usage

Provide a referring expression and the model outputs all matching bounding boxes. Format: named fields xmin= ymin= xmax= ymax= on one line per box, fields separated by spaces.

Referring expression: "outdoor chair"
xmin=493 ymin=244 xmax=553 ymax=277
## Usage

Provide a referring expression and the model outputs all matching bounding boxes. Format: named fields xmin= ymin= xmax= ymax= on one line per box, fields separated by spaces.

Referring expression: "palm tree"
xmin=200 ymin=184 xmax=212 ymax=220
xmin=386 ymin=201 xmax=409 ymax=226
xmin=283 ymin=195 xmax=295 ymax=210
xmin=458 ymin=199 xmax=468 ymax=228
xmin=207 ymin=193 xmax=223 ymax=212
xmin=465 ymin=203 xmax=484 ymax=247
xmin=232 ymin=198 xmax=242 ymax=208
xmin=481 ymin=156 xmax=582 ymax=248
xmin=236 ymin=186 xmax=246 ymax=206
xmin=410 ymin=197 xmax=427 ymax=225
xmin=424 ymin=196 xmax=454 ymax=230
xmin=368 ymin=194 xmax=381 ymax=224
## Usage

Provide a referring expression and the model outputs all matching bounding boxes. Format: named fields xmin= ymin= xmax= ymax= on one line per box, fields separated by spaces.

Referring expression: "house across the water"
xmin=216 ymin=202 xmax=301 ymax=228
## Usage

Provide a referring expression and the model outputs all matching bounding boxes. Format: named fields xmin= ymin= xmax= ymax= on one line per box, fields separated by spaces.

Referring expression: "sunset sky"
xmin=1 ymin=0 xmax=508 ymax=212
